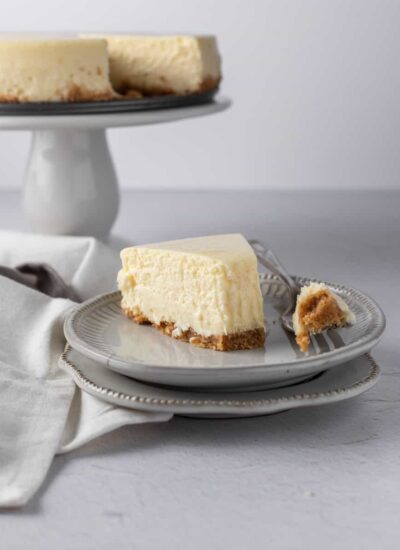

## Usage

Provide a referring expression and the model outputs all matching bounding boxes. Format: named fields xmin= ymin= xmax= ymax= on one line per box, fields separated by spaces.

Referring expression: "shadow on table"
xmin=14 ymin=359 xmax=399 ymax=517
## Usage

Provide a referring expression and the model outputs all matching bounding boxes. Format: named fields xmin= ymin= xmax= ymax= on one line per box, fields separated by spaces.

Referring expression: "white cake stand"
xmin=0 ymin=97 xmax=230 ymax=239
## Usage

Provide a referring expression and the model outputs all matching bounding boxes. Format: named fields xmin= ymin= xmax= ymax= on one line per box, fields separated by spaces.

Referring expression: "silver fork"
xmin=249 ymin=239 xmax=299 ymax=332
xmin=250 ymin=240 xmax=345 ymax=354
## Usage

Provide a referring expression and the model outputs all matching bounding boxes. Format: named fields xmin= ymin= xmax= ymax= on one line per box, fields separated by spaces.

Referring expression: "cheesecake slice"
xmin=118 ymin=234 xmax=265 ymax=351
xmin=0 ymin=36 xmax=115 ymax=102
xmin=293 ymin=282 xmax=355 ymax=352
xmin=89 ymin=34 xmax=222 ymax=96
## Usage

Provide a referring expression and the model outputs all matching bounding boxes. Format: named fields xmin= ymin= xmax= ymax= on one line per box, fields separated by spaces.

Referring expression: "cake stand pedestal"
xmin=0 ymin=97 xmax=230 ymax=239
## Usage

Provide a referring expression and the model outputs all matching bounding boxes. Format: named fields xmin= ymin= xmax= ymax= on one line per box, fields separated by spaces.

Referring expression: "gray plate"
xmin=59 ymin=346 xmax=380 ymax=418
xmin=63 ymin=275 xmax=385 ymax=390
xmin=0 ymin=89 xmax=217 ymax=116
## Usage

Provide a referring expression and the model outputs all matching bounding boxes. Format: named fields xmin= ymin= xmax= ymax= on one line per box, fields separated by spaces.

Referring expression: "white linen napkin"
xmin=0 ymin=232 xmax=172 ymax=508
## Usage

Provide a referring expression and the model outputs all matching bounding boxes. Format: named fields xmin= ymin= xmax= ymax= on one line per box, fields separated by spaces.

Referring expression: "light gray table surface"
xmin=1 ymin=190 xmax=399 ymax=550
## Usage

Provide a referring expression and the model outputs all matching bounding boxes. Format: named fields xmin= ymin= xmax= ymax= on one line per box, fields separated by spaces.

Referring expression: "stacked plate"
xmin=60 ymin=275 xmax=385 ymax=418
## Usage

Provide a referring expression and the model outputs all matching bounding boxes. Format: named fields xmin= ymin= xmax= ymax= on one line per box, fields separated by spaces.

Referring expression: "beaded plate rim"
xmin=59 ymin=344 xmax=380 ymax=412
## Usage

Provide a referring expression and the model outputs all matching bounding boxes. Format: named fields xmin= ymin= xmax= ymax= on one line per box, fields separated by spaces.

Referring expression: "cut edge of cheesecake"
xmin=118 ymin=234 xmax=266 ymax=352
xmin=0 ymin=37 xmax=116 ymax=103
xmin=84 ymin=34 xmax=222 ymax=97
xmin=293 ymin=282 xmax=355 ymax=353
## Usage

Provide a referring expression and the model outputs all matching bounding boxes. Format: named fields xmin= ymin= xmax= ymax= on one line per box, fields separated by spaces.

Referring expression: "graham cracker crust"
xmin=115 ymin=75 xmax=221 ymax=97
xmin=0 ymin=75 xmax=220 ymax=103
xmin=0 ymin=86 xmax=114 ymax=104
xmin=123 ymin=307 xmax=265 ymax=352
xmin=63 ymin=85 xmax=115 ymax=102
xmin=199 ymin=75 xmax=221 ymax=92
xmin=295 ymin=289 xmax=348 ymax=352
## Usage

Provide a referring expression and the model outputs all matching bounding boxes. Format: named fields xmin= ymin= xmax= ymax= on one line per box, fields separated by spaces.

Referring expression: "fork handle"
xmin=249 ymin=240 xmax=300 ymax=311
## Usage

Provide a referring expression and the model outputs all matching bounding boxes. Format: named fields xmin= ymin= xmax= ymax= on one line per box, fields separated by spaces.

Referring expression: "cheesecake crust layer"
xmin=116 ymin=75 xmax=220 ymax=97
xmin=0 ymin=86 xmax=114 ymax=103
xmin=295 ymin=288 xmax=348 ymax=352
xmin=123 ymin=307 xmax=265 ymax=352
xmin=0 ymin=77 xmax=217 ymax=103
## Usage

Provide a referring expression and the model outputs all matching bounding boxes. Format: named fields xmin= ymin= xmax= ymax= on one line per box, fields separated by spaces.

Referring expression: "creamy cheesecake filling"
xmin=0 ymin=38 xmax=114 ymax=102
xmin=118 ymin=251 xmax=264 ymax=337
xmin=118 ymin=234 xmax=265 ymax=351
xmin=293 ymin=282 xmax=355 ymax=352
xmin=86 ymin=34 xmax=222 ymax=95
xmin=0 ymin=34 xmax=221 ymax=102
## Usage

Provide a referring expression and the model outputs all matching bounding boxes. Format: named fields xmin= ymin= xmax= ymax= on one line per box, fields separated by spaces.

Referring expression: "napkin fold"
xmin=0 ymin=232 xmax=172 ymax=508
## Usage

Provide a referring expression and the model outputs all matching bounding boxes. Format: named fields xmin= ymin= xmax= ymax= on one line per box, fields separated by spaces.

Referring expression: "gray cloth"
xmin=0 ymin=263 xmax=80 ymax=302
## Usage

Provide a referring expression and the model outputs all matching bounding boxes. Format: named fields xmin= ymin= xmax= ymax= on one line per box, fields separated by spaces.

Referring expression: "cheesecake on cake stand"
xmin=0 ymin=34 xmax=229 ymax=239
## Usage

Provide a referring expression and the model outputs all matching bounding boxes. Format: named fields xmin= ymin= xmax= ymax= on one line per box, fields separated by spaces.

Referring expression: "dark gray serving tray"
xmin=0 ymin=88 xmax=218 ymax=116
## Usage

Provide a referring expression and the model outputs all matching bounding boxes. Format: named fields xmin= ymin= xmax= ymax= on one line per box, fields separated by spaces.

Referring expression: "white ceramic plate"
xmin=59 ymin=346 xmax=380 ymax=418
xmin=63 ymin=276 xmax=385 ymax=390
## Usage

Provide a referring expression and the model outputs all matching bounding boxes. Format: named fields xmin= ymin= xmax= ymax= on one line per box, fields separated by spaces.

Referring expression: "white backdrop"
xmin=0 ymin=0 xmax=399 ymax=191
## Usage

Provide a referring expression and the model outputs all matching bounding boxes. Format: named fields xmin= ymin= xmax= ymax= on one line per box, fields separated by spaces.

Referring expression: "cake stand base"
xmin=0 ymin=97 xmax=230 ymax=239
xmin=23 ymin=129 xmax=119 ymax=239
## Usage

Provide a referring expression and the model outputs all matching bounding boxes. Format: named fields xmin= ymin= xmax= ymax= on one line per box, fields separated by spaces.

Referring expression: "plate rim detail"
xmin=59 ymin=344 xmax=380 ymax=410
xmin=63 ymin=275 xmax=386 ymax=374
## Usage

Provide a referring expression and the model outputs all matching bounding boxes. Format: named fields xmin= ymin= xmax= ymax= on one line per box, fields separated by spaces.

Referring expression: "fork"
xmin=249 ymin=239 xmax=300 ymax=333
xmin=250 ymin=240 xmax=345 ymax=354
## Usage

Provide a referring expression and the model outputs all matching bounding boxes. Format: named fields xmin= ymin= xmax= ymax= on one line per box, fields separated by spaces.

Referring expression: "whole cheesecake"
xmin=0 ymin=37 xmax=115 ymax=102
xmin=118 ymin=234 xmax=265 ymax=351
xmin=89 ymin=34 xmax=222 ymax=96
